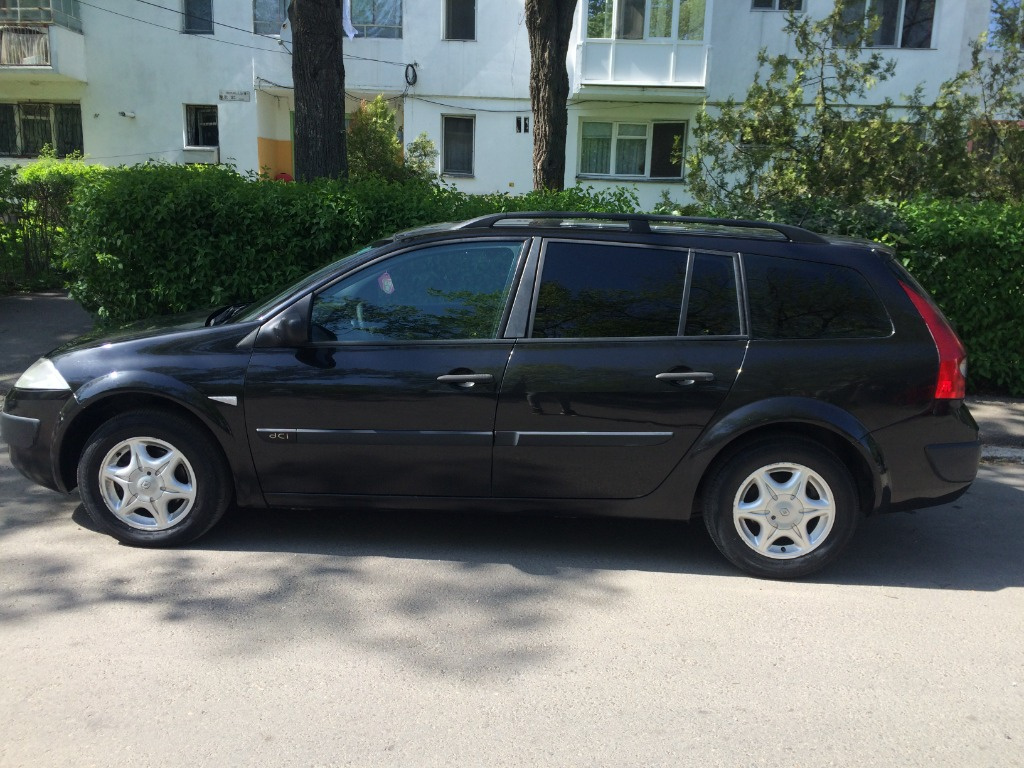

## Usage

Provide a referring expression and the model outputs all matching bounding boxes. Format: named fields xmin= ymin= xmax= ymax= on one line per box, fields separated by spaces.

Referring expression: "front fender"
xmin=52 ymin=371 xmax=263 ymax=507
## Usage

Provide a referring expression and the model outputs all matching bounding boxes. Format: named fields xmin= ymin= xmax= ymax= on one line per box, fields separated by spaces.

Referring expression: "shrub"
xmin=62 ymin=163 xmax=637 ymax=325
xmin=0 ymin=150 xmax=104 ymax=292
xmin=896 ymin=199 xmax=1024 ymax=396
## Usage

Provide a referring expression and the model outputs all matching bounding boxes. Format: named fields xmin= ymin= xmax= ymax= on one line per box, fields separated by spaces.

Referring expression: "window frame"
xmin=185 ymin=104 xmax=219 ymax=148
xmin=0 ymin=101 xmax=83 ymax=158
xmin=182 ymin=0 xmax=214 ymax=34
xmin=525 ymin=240 xmax=743 ymax=341
xmin=309 ymin=238 xmax=527 ymax=344
xmin=441 ymin=114 xmax=475 ymax=177
xmin=444 ymin=0 xmax=475 ymax=40
xmin=838 ymin=0 xmax=936 ymax=49
xmin=586 ymin=0 xmax=707 ymax=41
xmin=750 ymin=0 xmax=805 ymax=10
xmin=253 ymin=0 xmax=286 ymax=35
xmin=578 ymin=119 xmax=687 ymax=180
xmin=350 ymin=0 xmax=403 ymax=38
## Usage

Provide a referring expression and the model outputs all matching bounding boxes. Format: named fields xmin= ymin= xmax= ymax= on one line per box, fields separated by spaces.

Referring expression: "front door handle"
xmin=437 ymin=373 xmax=494 ymax=388
xmin=656 ymin=371 xmax=716 ymax=385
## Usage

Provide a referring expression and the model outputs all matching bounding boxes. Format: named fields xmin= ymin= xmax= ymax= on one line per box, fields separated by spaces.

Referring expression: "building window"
xmin=0 ymin=102 xmax=83 ymax=157
xmin=751 ymin=0 xmax=804 ymax=10
xmin=587 ymin=0 xmax=706 ymax=41
xmin=253 ymin=0 xmax=286 ymax=34
xmin=442 ymin=115 xmax=474 ymax=175
xmin=445 ymin=0 xmax=475 ymax=40
xmin=186 ymin=104 xmax=219 ymax=147
xmin=838 ymin=0 xmax=935 ymax=48
xmin=183 ymin=0 xmax=213 ymax=34
xmin=351 ymin=0 xmax=402 ymax=38
xmin=579 ymin=120 xmax=686 ymax=179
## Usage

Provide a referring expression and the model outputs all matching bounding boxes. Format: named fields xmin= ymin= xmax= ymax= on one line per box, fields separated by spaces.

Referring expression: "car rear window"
xmin=744 ymin=253 xmax=892 ymax=339
xmin=531 ymin=241 xmax=688 ymax=338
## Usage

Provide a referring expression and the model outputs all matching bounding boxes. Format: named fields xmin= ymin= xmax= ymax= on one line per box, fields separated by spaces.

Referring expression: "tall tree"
xmin=525 ymin=0 xmax=577 ymax=191
xmin=289 ymin=0 xmax=348 ymax=181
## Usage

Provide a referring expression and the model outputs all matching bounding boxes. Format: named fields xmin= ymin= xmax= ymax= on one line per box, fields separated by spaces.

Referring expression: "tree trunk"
xmin=525 ymin=0 xmax=577 ymax=191
xmin=289 ymin=0 xmax=347 ymax=181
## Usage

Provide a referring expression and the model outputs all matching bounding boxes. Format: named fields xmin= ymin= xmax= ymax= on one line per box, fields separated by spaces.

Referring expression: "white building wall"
xmin=0 ymin=0 xmax=997 ymax=209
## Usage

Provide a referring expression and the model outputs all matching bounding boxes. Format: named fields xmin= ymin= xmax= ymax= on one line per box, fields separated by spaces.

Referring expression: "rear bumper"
xmin=872 ymin=400 xmax=980 ymax=513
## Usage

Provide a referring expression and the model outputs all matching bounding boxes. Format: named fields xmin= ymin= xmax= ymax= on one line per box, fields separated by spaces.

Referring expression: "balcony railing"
xmin=0 ymin=24 xmax=49 ymax=65
xmin=576 ymin=39 xmax=708 ymax=89
xmin=0 ymin=1 xmax=82 ymax=33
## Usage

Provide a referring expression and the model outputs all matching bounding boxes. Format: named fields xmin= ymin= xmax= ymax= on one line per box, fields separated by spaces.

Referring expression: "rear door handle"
xmin=437 ymin=373 xmax=494 ymax=388
xmin=656 ymin=371 xmax=716 ymax=385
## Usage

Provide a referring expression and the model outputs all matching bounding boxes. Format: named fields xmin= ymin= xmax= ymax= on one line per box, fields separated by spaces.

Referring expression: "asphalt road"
xmin=2 ymin=447 xmax=1022 ymax=767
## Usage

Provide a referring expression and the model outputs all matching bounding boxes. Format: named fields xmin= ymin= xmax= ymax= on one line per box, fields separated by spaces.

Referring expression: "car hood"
xmin=50 ymin=309 xmax=222 ymax=356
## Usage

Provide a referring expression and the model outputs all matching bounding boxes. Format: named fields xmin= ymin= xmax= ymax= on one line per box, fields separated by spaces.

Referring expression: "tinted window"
xmin=311 ymin=241 xmax=522 ymax=341
xmin=745 ymin=254 xmax=892 ymax=339
xmin=531 ymin=241 xmax=687 ymax=338
xmin=684 ymin=252 xmax=741 ymax=336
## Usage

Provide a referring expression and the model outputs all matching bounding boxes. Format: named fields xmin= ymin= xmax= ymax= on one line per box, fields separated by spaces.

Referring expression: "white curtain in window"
xmin=615 ymin=124 xmax=647 ymax=175
xmin=580 ymin=122 xmax=612 ymax=174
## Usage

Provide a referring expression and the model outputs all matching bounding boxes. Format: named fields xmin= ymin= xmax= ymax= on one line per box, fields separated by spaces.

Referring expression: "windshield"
xmin=231 ymin=243 xmax=387 ymax=323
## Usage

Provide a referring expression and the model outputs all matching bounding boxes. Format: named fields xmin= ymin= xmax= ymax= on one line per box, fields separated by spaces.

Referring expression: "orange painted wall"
xmin=257 ymin=137 xmax=294 ymax=179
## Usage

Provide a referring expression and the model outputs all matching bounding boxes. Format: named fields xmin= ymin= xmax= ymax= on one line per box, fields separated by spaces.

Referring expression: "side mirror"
xmin=254 ymin=294 xmax=311 ymax=348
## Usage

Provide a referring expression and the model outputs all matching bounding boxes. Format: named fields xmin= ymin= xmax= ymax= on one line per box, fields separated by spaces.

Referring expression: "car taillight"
xmin=900 ymin=281 xmax=967 ymax=400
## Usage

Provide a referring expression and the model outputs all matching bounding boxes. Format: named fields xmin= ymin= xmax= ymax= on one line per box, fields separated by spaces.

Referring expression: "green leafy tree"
xmin=686 ymin=4 xmax=904 ymax=217
xmin=347 ymin=95 xmax=404 ymax=180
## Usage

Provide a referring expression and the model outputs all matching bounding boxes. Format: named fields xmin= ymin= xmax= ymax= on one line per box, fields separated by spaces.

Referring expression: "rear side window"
xmin=745 ymin=254 xmax=892 ymax=339
xmin=684 ymin=252 xmax=742 ymax=336
xmin=531 ymin=241 xmax=687 ymax=338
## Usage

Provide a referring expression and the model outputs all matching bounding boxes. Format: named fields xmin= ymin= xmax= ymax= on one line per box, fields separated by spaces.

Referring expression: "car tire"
xmin=77 ymin=409 xmax=232 ymax=547
xmin=703 ymin=438 xmax=860 ymax=579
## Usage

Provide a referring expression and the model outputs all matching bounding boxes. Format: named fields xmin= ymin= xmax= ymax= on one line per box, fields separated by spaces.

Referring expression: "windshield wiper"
xmin=206 ymin=303 xmax=250 ymax=326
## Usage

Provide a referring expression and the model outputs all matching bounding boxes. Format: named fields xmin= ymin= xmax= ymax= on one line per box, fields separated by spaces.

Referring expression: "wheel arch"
xmin=55 ymin=374 xmax=239 ymax=498
xmin=682 ymin=398 xmax=890 ymax=521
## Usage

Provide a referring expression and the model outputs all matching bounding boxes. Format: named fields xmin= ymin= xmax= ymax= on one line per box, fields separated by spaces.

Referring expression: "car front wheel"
xmin=703 ymin=438 xmax=860 ymax=579
xmin=77 ymin=410 xmax=232 ymax=546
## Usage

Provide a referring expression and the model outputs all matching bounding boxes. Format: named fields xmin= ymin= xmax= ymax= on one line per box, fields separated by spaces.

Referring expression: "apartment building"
xmin=0 ymin=0 xmax=992 ymax=208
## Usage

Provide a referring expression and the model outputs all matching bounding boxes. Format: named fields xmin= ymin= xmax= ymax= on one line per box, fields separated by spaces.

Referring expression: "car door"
xmin=492 ymin=239 xmax=747 ymax=499
xmin=243 ymin=238 xmax=527 ymax=502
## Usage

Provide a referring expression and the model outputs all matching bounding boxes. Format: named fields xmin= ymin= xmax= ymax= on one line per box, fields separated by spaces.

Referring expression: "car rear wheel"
xmin=77 ymin=410 xmax=231 ymax=547
xmin=703 ymin=438 xmax=860 ymax=579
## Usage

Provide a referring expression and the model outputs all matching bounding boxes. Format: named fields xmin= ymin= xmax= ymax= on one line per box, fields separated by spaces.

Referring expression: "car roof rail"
xmin=455 ymin=211 xmax=830 ymax=244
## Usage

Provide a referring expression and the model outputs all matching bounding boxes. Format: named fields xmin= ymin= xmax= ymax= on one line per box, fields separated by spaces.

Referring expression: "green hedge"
xmin=896 ymin=199 xmax=1024 ymax=397
xmin=53 ymin=163 xmax=1024 ymax=396
xmin=740 ymin=196 xmax=1024 ymax=397
xmin=62 ymin=164 xmax=638 ymax=325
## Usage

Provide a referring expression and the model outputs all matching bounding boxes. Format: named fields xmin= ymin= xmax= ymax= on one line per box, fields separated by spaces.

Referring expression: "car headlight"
xmin=14 ymin=358 xmax=71 ymax=391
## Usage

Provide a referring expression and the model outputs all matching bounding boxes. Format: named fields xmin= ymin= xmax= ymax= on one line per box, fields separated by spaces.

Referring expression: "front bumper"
xmin=1 ymin=388 xmax=73 ymax=492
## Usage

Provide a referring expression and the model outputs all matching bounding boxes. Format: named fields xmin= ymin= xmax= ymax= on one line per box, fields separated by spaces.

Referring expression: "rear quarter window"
xmin=744 ymin=253 xmax=892 ymax=339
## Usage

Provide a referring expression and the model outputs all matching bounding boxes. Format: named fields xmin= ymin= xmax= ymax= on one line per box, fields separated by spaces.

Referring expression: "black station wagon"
xmin=1 ymin=212 xmax=980 ymax=578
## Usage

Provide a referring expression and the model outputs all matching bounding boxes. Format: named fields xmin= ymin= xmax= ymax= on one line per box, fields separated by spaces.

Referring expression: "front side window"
xmin=351 ymin=0 xmax=402 ymax=38
xmin=838 ymin=0 xmax=935 ymax=48
xmin=186 ymin=104 xmax=218 ymax=147
xmin=744 ymin=254 xmax=892 ymax=339
xmin=587 ymin=0 xmax=706 ymax=40
xmin=579 ymin=120 xmax=686 ymax=179
xmin=183 ymin=0 xmax=213 ymax=34
xmin=531 ymin=241 xmax=689 ymax=338
xmin=445 ymin=0 xmax=474 ymax=40
xmin=0 ymin=102 xmax=83 ymax=157
xmin=310 ymin=241 xmax=523 ymax=342
xmin=442 ymin=115 xmax=474 ymax=175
